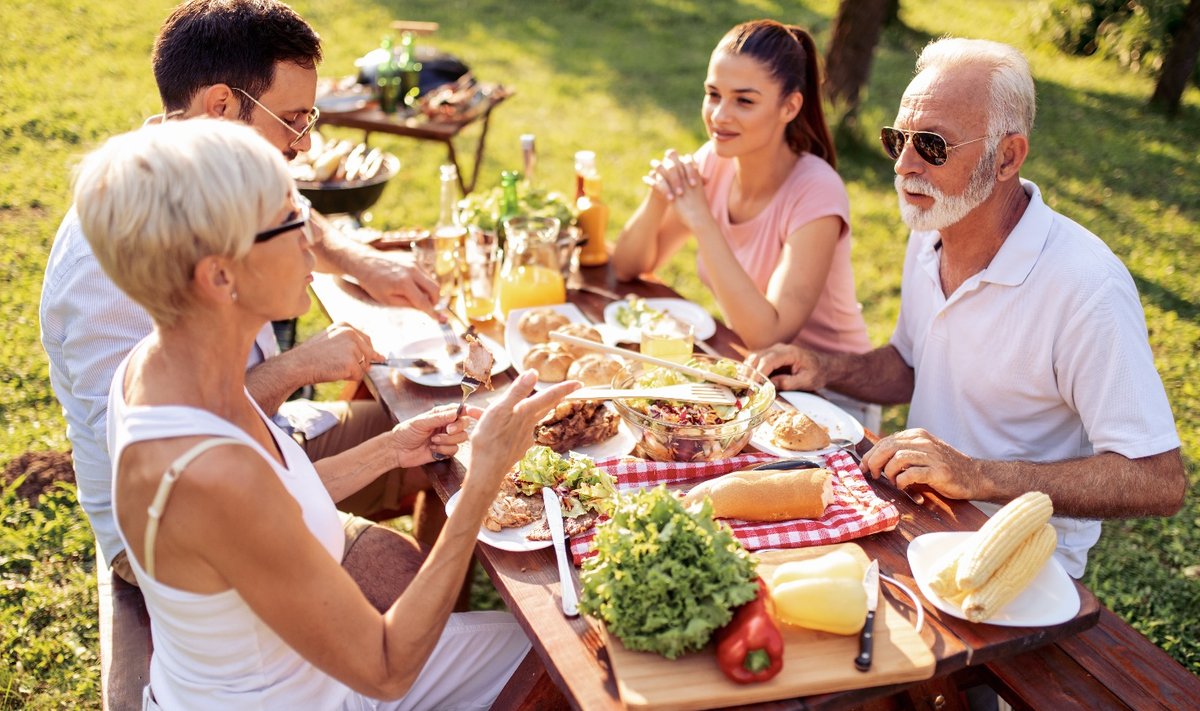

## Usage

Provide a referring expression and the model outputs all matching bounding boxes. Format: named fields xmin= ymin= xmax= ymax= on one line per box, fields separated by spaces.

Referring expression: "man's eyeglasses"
xmin=880 ymin=126 xmax=991 ymax=167
xmin=232 ymin=87 xmax=320 ymax=149
xmin=255 ymin=201 xmax=311 ymax=244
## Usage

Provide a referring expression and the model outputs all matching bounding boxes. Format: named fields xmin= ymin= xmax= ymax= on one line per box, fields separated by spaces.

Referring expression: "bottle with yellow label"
xmin=574 ymin=150 xmax=610 ymax=267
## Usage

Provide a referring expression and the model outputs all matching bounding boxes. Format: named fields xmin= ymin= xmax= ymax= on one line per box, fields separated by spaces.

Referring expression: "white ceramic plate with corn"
xmin=908 ymin=531 xmax=1079 ymax=626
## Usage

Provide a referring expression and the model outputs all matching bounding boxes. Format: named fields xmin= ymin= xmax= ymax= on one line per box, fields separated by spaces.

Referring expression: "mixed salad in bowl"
xmin=612 ymin=356 xmax=775 ymax=462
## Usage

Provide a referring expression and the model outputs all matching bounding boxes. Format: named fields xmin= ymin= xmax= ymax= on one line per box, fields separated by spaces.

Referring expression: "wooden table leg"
xmin=489 ymin=649 xmax=570 ymax=711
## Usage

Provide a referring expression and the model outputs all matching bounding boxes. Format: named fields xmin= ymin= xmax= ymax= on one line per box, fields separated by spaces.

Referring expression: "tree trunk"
xmin=1149 ymin=0 xmax=1200 ymax=115
xmin=823 ymin=0 xmax=892 ymax=117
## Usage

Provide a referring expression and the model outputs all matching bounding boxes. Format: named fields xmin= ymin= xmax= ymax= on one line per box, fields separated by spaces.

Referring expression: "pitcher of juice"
xmin=497 ymin=216 xmax=566 ymax=316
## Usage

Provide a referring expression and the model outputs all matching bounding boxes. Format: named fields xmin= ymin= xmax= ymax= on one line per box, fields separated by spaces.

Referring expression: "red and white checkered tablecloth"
xmin=568 ymin=451 xmax=899 ymax=565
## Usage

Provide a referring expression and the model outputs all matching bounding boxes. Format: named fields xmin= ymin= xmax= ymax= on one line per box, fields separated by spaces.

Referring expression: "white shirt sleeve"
xmin=40 ymin=210 xmax=153 ymax=564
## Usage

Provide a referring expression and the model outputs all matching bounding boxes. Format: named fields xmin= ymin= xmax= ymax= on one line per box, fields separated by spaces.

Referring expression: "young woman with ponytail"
xmin=612 ymin=19 xmax=878 ymax=429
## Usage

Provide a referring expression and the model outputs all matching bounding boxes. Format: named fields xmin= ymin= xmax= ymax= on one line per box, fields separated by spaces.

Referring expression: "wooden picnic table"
xmin=316 ymin=86 xmax=510 ymax=195
xmin=310 ymin=261 xmax=1105 ymax=710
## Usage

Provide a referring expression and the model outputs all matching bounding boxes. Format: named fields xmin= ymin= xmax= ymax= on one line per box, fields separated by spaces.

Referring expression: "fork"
xmin=436 ymin=303 xmax=463 ymax=358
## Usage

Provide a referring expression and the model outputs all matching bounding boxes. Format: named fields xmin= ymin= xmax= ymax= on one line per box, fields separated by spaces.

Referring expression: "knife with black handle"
xmin=855 ymin=559 xmax=879 ymax=672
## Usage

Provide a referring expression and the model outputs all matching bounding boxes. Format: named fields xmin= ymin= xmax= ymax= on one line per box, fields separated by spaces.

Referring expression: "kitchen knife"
xmin=855 ymin=559 xmax=879 ymax=672
xmin=542 ymin=486 xmax=579 ymax=617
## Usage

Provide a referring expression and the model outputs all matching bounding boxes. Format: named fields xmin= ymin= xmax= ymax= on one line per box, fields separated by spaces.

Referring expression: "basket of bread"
xmin=291 ymin=131 xmax=399 ymax=215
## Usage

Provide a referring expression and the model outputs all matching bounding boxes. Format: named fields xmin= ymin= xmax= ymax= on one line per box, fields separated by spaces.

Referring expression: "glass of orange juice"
xmin=641 ymin=319 xmax=694 ymax=363
xmin=497 ymin=216 xmax=566 ymax=316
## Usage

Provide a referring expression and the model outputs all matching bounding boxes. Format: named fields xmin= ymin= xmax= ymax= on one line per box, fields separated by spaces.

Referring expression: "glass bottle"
xmin=574 ymin=150 xmax=610 ymax=266
xmin=376 ymin=37 xmax=401 ymax=114
xmin=496 ymin=169 xmax=521 ymax=249
xmin=520 ymin=134 xmax=537 ymax=184
xmin=426 ymin=164 xmax=465 ymax=311
xmin=397 ymin=32 xmax=423 ymax=110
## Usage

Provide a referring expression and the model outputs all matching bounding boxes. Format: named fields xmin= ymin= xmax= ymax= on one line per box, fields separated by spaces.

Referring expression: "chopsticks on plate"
xmin=547 ymin=331 xmax=750 ymax=390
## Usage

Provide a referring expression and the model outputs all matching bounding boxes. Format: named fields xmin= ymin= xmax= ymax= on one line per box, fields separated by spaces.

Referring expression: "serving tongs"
xmin=547 ymin=331 xmax=750 ymax=390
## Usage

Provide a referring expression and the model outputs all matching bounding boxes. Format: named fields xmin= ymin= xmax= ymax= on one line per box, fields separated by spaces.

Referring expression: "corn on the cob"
xmin=955 ymin=492 xmax=1053 ymax=591
xmin=962 ymin=523 xmax=1057 ymax=622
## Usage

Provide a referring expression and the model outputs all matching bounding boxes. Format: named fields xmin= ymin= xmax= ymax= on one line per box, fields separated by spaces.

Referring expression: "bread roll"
xmin=552 ymin=322 xmax=603 ymax=357
xmin=566 ymin=354 xmax=623 ymax=386
xmin=518 ymin=309 xmax=571 ymax=343
xmin=683 ymin=468 xmax=833 ymax=521
xmin=770 ymin=411 xmax=831 ymax=451
xmin=522 ymin=343 xmax=574 ymax=382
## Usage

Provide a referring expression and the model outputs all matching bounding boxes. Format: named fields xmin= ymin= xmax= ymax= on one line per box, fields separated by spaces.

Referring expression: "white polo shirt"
xmin=889 ymin=180 xmax=1179 ymax=577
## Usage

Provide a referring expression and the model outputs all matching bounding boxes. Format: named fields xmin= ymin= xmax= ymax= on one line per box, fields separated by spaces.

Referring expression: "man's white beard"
xmin=895 ymin=147 xmax=997 ymax=232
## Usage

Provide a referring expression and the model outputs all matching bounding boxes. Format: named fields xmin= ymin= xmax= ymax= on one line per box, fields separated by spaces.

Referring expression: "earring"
xmin=231 ymin=288 xmax=239 ymax=304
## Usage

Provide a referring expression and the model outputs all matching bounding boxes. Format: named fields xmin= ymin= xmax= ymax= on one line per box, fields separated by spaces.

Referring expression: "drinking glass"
xmin=461 ymin=227 xmax=499 ymax=322
xmin=556 ymin=226 xmax=582 ymax=289
xmin=411 ymin=232 xmax=460 ymax=310
xmin=641 ymin=320 xmax=694 ymax=364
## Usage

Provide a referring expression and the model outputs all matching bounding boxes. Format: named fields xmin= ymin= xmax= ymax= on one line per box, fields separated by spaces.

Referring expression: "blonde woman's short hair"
xmin=73 ymin=118 xmax=292 ymax=326
xmin=915 ymin=38 xmax=1036 ymax=139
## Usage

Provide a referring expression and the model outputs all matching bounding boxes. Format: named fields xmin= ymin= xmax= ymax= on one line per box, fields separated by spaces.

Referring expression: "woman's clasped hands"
xmin=643 ymin=149 xmax=710 ymax=226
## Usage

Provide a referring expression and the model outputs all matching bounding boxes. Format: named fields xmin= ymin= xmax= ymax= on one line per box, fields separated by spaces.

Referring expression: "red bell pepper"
xmin=715 ymin=577 xmax=784 ymax=684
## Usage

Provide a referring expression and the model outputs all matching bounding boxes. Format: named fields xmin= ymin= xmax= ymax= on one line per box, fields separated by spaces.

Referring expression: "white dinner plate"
xmin=568 ymin=417 xmax=637 ymax=460
xmin=504 ymin=303 xmax=606 ymax=390
xmin=602 ymin=297 xmax=718 ymax=343
xmin=750 ymin=391 xmax=866 ymax=457
xmin=907 ymin=531 xmax=1080 ymax=627
xmin=387 ymin=333 xmax=510 ymax=388
xmin=445 ymin=489 xmax=551 ymax=552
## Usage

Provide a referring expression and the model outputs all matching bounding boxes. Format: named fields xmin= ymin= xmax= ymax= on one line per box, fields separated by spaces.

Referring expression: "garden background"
xmin=1 ymin=0 xmax=1197 ymax=706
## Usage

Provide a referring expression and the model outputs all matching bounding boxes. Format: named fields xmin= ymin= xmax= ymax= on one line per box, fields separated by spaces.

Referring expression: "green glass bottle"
xmin=376 ymin=37 xmax=401 ymax=114
xmin=397 ymin=32 xmax=423 ymax=110
xmin=497 ymin=170 xmax=521 ymax=249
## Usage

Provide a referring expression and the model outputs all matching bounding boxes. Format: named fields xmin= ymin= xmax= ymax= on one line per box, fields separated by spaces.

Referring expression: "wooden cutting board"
xmin=604 ymin=543 xmax=934 ymax=710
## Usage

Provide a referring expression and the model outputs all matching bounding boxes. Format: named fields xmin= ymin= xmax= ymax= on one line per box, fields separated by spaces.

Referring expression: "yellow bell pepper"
xmin=768 ymin=551 xmax=868 ymax=635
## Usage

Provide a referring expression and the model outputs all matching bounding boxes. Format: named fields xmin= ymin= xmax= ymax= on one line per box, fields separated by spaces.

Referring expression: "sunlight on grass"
xmin=2 ymin=0 xmax=1198 ymax=703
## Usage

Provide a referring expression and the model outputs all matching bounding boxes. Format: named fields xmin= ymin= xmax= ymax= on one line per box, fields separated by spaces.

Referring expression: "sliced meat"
xmin=534 ymin=401 xmax=619 ymax=453
xmin=462 ymin=332 xmax=495 ymax=389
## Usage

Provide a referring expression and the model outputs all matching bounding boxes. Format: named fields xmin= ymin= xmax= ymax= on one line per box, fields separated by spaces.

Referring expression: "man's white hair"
xmin=74 ymin=118 xmax=292 ymax=326
xmin=915 ymin=38 xmax=1036 ymax=138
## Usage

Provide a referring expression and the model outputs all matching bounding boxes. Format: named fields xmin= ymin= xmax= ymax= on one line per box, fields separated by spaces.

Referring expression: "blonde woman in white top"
xmin=76 ymin=118 xmax=576 ymax=709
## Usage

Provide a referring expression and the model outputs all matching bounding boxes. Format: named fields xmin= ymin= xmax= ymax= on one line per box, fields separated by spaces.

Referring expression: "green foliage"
xmin=1033 ymin=0 xmax=1199 ymax=84
xmin=0 ymin=480 xmax=99 ymax=706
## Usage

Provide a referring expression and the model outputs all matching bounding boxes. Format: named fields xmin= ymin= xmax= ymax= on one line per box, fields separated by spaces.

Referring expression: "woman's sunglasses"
xmin=880 ymin=127 xmax=990 ymax=167
xmin=255 ymin=201 xmax=311 ymax=243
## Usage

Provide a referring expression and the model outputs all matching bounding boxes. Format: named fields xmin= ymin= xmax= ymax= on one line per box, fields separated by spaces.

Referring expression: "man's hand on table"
xmin=862 ymin=428 xmax=983 ymax=501
xmin=390 ymin=404 xmax=483 ymax=466
xmin=285 ymin=322 xmax=384 ymax=384
xmin=745 ymin=343 xmax=828 ymax=391
xmin=309 ymin=211 xmax=441 ymax=316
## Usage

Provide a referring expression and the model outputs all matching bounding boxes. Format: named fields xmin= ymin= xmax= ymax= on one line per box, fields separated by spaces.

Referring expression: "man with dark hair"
xmin=41 ymin=0 xmax=442 ymax=592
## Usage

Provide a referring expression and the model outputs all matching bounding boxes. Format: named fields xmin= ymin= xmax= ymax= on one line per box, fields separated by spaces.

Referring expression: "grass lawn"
xmin=2 ymin=0 xmax=1197 ymax=705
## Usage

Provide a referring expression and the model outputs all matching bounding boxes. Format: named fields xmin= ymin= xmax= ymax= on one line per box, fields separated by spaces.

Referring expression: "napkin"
xmin=569 ymin=451 xmax=900 ymax=565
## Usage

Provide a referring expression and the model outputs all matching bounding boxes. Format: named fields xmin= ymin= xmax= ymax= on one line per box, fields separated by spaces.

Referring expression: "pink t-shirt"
xmin=694 ymin=142 xmax=871 ymax=355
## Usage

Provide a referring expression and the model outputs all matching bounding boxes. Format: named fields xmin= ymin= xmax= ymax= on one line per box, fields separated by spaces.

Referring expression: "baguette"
xmin=683 ymin=467 xmax=833 ymax=522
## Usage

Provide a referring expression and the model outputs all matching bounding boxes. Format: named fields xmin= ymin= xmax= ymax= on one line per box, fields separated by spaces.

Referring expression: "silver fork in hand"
xmin=431 ymin=369 xmax=483 ymax=462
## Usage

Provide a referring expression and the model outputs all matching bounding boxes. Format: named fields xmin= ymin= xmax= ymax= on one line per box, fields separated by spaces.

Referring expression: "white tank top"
xmin=108 ymin=351 xmax=352 ymax=710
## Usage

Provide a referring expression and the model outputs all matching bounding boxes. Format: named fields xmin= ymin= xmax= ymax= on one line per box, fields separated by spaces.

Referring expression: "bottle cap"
xmin=574 ymin=150 xmax=596 ymax=175
xmin=521 ymin=134 xmax=536 ymax=150
xmin=439 ymin=164 xmax=458 ymax=181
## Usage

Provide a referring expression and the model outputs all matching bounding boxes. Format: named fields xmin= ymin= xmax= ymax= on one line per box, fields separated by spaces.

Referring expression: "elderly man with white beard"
xmin=746 ymin=38 xmax=1185 ymax=578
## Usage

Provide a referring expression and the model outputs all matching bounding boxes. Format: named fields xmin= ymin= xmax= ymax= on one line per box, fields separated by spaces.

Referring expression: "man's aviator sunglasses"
xmin=880 ymin=127 xmax=989 ymax=167
xmin=256 ymin=201 xmax=310 ymax=243
xmin=232 ymin=87 xmax=320 ymax=149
